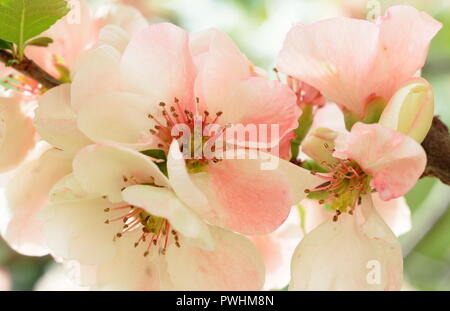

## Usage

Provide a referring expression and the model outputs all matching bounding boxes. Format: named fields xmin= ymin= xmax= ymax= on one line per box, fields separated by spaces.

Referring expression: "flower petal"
xmin=183 ymin=152 xmax=322 ymax=235
xmin=166 ymin=226 xmax=265 ymax=290
xmin=73 ymin=144 xmax=169 ymax=203
xmin=220 ymin=77 xmax=299 ymax=148
xmin=249 ymin=207 xmax=303 ymax=290
xmin=372 ymin=195 xmax=411 ymax=237
xmin=95 ymin=230 xmax=163 ymax=290
xmin=193 ymin=28 xmax=251 ymax=109
xmin=34 ymin=84 xmax=91 ymax=154
xmin=167 ymin=139 xmax=209 ymax=212
xmin=71 ymin=45 xmax=121 ymax=112
xmin=372 ymin=5 xmax=442 ymax=103
xmin=277 ymin=6 xmax=441 ymax=118
xmin=40 ymin=198 xmax=125 ymax=264
xmin=2 ymin=149 xmax=72 ymax=256
xmin=289 ymin=195 xmax=403 ymax=290
xmin=76 ymin=92 xmax=156 ymax=150
xmin=0 ymin=95 xmax=35 ymax=172
xmin=120 ymin=23 xmax=195 ymax=111
xmin=334 ymin=123 xmax=426 ymax=200
xmin=277 ymin=18 xmax=379 ymax=117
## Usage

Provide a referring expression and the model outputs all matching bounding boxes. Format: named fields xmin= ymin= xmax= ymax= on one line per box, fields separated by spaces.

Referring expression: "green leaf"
xmin=25 ymin=36 xmax=53 ymax=47
xmin=0 ymin=0 xmax=70 ymax=58
xmin=0 ymin=38 xmax=13 ymax=50
xmin=141 ymin=149 xmax=167 ymax=160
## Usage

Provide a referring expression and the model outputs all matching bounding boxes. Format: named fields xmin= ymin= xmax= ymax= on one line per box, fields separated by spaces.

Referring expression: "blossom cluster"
xmin=0 ymin=2 xmax=442 ymax=290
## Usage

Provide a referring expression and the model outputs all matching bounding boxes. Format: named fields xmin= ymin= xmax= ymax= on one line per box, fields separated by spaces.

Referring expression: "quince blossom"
xmin=0 ymin=2 xmax=150 ymax=256
xmin=37 ymin=22 xmax=322 ymax=235
xmin=40 ymin=142 xmax=265 ymax=290
xmin=277 ymin=5 xmax=441 ymax=121
xmin=276 ymin=5 xmax=438 ymax=290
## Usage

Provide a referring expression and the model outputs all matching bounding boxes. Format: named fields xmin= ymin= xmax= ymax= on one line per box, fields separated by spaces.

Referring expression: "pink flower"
xmin=333 ymin=122 xmax=426 ymax=201
xmin=43 ymin=23 xmax=323 ymax=236
xmin=0 ymin=2 xmax=150 ymax=257
xmin=277 ymin=5 xmax=441 ymax=119
xmin=290 ymin=195 xmax=403 ymax=290
xmin=39 ymin=143 xmax=266 ymax=290
xmin=290 ymin=101 xmax=423 ymax=290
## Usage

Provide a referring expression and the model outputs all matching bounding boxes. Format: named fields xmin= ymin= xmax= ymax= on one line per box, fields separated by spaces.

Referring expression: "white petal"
xmin=34 ymin=84 xmax=91 ymax=153
xmin=2 ymin=148 xmax=72 ymax=256
xmin=167 ymin=139 xmax=209 ymax=212
xmin=76 ymin=92 xmax=155 ymax=150
xmin=95 ymin=230 xmax=162 ymax=290
xmin=73 ymin=144 xmax=169 ymax=203
xmin=71 ymin=45 xmax=121 ymax=111
xmin=166 ymin=226 xmax=265 ymax=290
xmin=40 ymin=198 xmax=125 ymax=264
xmin=289 ymin=195 xmax=403 ymax=290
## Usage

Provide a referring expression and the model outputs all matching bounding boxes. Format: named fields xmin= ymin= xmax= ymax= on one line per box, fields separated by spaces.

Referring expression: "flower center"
xmin=147 ymin=98 xmax=226 ymax=170
xmin=305 ymin=158 xmax=371 ymax=220
xmin=104 ymin=205 xmax=180 ymax=256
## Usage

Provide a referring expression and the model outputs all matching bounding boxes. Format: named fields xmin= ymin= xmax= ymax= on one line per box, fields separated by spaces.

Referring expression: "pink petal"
xmin=120 ymin=23 xmax=195 ymax=111
xmin=185 ymin=153 xmax=322 ymax=235
xmin=277 ymin=6 xmax=441 ymax=118
xmin=372 ymin=6 xmax=442 ymax=103
xmin=166 ymin=226 xmax=265 ymax=290
xmin=277 ymin=18 xmax=379 ymax=118
xmin=2 ymin=149 xmax=72 ymax=256
xmin=220 ymin=77 xmax=300 ymax=148
xmin=0 ymin=95 xmax=36 ymax=172
xmin=334 ymin=123 xmax=426 ymax=200
xmin=193 ymin=28 xmax=252 ymax=113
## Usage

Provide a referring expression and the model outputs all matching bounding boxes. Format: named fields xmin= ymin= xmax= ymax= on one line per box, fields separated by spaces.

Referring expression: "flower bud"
xmin=379 ymin=78 xmax=434 ymax=143
xmin=302 ymin=127 xmax=339 ymax=168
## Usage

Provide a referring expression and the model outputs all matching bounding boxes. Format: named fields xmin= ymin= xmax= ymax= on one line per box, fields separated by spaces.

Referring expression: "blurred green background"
xmin=0 ymin=0 xmax=449 ymax=290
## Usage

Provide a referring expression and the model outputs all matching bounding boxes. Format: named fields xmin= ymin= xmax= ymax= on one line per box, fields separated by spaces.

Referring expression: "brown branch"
xmin=0 ymin=49 xmax=61 ymax=89
xmin=422 ymin=116 xmax=450 ymax=186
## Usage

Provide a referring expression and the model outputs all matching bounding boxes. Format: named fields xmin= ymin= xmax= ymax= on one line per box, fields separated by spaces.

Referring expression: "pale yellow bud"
xmin=379 ymin=78 xmax=434 ymax=143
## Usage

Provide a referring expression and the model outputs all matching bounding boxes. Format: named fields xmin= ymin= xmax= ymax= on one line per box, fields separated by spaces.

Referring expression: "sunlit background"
xmin=0 ymin=0 xmax=449 ymax=291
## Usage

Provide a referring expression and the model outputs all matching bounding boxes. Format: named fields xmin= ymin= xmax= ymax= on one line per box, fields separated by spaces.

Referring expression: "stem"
xmin=290 ymin=104 xmax=313 ymax=161
xmin=0 ymin=49 xmax=61 ymax=89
